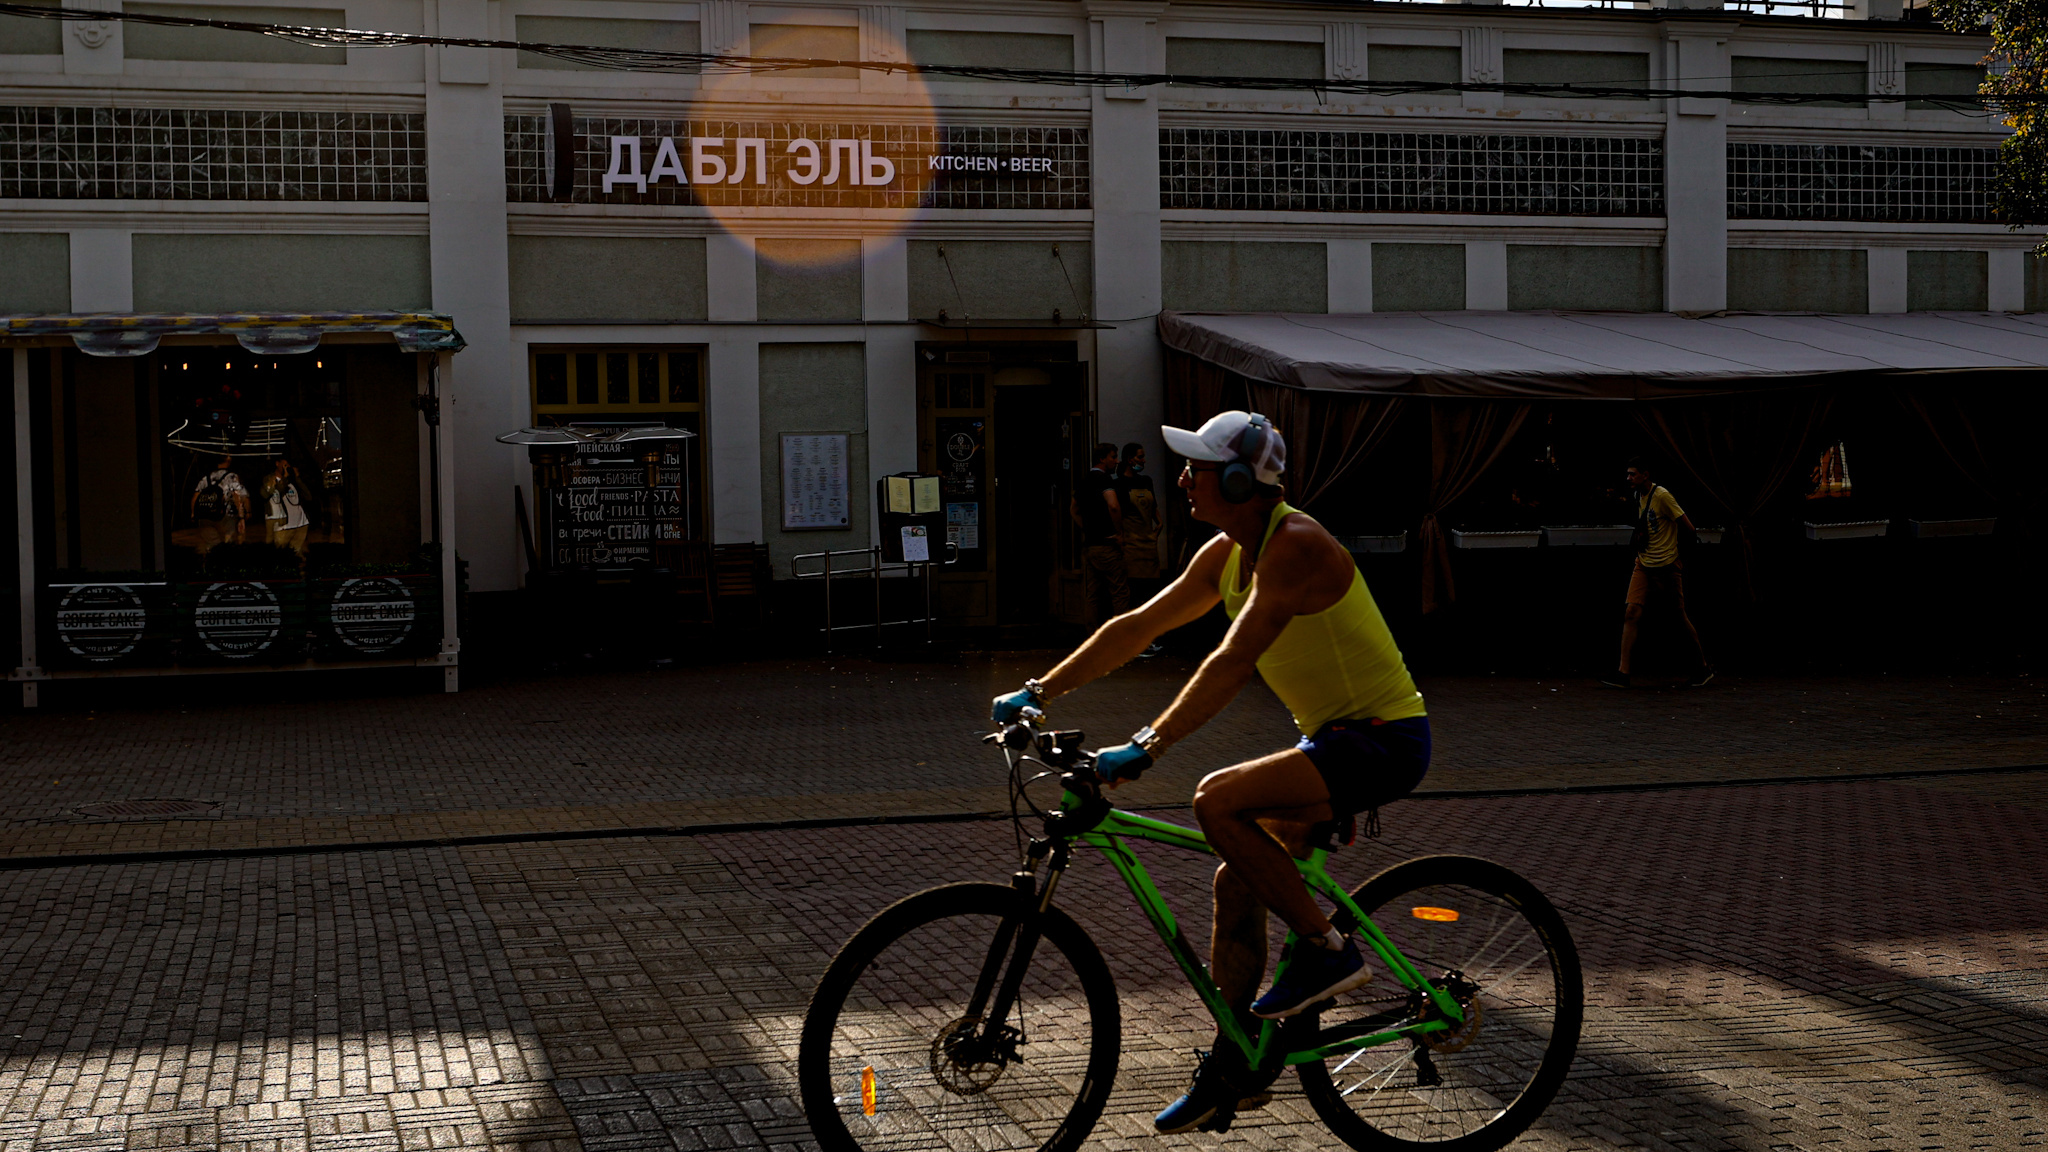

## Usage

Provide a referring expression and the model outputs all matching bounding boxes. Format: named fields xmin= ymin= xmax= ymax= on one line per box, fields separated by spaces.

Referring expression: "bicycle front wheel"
xmin=1300 ymin=855 xmax=1583 ymax=1152
xmin=799 ymin=882 xmax=1121 ymax=1152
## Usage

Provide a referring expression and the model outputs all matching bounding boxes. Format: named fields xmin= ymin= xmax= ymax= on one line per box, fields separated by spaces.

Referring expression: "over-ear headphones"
xmin=1221 ymin=414 xmax=1274 ymax=504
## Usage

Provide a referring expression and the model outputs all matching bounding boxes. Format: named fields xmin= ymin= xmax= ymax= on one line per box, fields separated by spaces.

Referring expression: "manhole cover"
xmin=74 ymin=799 xmax=221 ymax=819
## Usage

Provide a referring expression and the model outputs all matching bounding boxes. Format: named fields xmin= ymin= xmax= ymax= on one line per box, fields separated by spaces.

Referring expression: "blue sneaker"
xmin=1251 ymin=936 xmax=1372 ymax=1019
xmin=1153 ymin=1047 xmax=1273 ymax=1134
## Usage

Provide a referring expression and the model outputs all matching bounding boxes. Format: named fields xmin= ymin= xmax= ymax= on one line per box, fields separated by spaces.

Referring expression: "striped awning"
xmin=0 ymin=312 xmax=465 ymax=357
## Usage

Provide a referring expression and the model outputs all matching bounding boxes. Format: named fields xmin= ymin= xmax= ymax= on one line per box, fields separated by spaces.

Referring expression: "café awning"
xmin=1157 ymin=310 xmax=2048 ymax=400
xmin=0 ymin=311 xmax=466 ymax=357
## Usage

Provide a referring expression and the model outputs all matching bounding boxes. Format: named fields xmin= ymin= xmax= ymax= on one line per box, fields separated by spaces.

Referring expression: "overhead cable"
xmin=0 ymin=1 xmax=2008 ymax=110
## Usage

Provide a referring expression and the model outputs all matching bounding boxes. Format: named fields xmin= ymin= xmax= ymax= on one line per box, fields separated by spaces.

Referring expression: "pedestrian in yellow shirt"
xmin=1601 ymin=458 xmax=1712 ymax=689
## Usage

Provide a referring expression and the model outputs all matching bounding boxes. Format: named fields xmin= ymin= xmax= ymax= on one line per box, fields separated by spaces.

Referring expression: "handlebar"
xmin=986 ymin=710 xmax=1101 ymax=791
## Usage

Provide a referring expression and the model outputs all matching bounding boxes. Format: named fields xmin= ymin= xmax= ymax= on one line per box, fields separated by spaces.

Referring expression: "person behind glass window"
xmin=190 ymin=455 xmax=249 ymax=554
xmin=263 ymin=456 xmax=311 ymax=556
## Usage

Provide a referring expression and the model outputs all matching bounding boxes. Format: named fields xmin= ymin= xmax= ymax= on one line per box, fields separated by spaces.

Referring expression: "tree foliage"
xmin=1936 ymin=0 xmax=2048 ymax=243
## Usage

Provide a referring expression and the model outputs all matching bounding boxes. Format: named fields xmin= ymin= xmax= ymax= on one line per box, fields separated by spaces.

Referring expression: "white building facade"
xmin=0 ymin=0 xmax=2026 ymax=643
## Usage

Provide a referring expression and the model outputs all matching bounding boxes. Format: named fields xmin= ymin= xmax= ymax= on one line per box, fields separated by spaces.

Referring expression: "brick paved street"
xmin=1 ymin=662 xmax=2044 ymax=1151
xmin=0 ymin=658 xmax=2041 ymax=858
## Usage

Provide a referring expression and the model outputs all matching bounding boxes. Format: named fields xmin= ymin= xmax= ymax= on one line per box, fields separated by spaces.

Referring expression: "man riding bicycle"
xmin=991 ymin=411 xmax=1430 ymax=1135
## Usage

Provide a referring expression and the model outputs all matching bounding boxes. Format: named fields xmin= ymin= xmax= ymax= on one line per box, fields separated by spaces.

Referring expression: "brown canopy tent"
xmin=1159 ymin=310 xmax=2044 ymax=615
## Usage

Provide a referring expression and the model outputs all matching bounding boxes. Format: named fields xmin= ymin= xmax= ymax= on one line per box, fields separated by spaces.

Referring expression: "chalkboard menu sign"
xmin=539 ymin=437 xmax=693 ymax=567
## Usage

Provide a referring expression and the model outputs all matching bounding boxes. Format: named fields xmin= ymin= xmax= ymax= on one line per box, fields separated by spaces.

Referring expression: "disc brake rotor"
xmin=930 ymin=1016 xmax=1019 ymax=1095
xmin=1417 ymin=973 xmax=1485 ymax=1054
xmin=1422 ymin=994 xmax=1484 ymax=1053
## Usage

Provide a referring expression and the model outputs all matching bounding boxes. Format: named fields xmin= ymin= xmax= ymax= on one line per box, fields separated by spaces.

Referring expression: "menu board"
xmin=546 ymin=439 xmax=691 ymax=567
xmin=782 ymin=434 xmax=850 ymax=530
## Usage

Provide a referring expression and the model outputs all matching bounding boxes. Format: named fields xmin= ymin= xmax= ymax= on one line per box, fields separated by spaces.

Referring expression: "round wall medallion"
xmin=194 ymin=581 xmax=282 ymax=658
xmin=54 ymin=584 xmax=147 ymax=662
xmin=329 ymin=577 xmax=417 ymax=654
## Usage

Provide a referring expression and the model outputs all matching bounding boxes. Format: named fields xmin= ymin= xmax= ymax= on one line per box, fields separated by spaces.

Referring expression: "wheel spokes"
xmin=823 ymin=910 xmax=1100 ymax=1151
xmin=1323 ymin=881 xmax=1563 ymax=1143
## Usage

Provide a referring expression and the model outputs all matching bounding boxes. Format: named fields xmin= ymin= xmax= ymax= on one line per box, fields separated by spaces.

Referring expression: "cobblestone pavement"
xmin=0 ymin=658 xmax=2041 ymax=858
xmin=1 ymin=661 xmax=2042 ymax=1150
xmin=3 ymin=769 xmax=2044 ymax=1152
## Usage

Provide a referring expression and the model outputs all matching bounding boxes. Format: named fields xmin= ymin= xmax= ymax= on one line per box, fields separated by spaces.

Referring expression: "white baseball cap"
xmin=1160 ymin=410 xmax=1286 ymax=486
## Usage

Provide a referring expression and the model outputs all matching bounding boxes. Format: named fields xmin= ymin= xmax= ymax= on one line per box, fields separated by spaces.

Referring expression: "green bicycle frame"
xmin=1061 ymin=788 xmax=1465 ymax=1071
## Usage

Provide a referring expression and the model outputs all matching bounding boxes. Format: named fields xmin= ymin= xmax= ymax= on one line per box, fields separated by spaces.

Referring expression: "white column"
xmin=1089 ymin=1 xmax=1165 ymax=474
xmin=60 ymin=0 xmax=121 ymax=76
xmin=436 ymin=0 xmax=491 ymax=84
xmin=1327 ymin=239 xmax=1372 ymax=312
xmin=864 ymin=237 xmax=915 ymax=527
xmin=12 ymin=348 xmax=36 ymax=708
xmin=1869 ymin=247 xmax=1908 ymax=313
xmin=706 ymin=234 xmax=762 ymax=544
xmin=703 ymin=0 xmax=748 ymax=56
xmin=1465 ymin=241 xmax=1507 ymax=311
xmin=1988 ymin=248 xmax=2024 ymax=312
xmin=433 ymin=351 xmax=460 ymax=691
xmin=1327 ymin=22 xmax=1365 ymax=82
xmin=69 ymin=230 xmax=132 ymax=312
xmin=1665 ymin=28 xmax=1732 ymax=313
xmin=708 ymin=333 xmax=762 ymax=544
xmin=860 ymin=5 xmax=908 ymax=95
xmin=426 ymin=3 xmax=519 ymax=594
xmin=1461 ymin=27 xmax=1502 ymax=111
xmin=707 ymin=234 xmax=758 ymax=322
xmin=1868 ymin=41 xmax=1905 ymax=122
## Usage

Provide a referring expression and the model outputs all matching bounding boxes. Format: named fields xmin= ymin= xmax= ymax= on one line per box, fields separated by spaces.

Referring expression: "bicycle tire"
xmin=1299 ymin=855 xmax=1583 ymax=1152
xmin=799 ymin=882 xmax=1122 ymax=1152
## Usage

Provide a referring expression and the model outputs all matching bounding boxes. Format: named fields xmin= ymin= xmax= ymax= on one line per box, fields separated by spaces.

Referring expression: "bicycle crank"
xmin=930 ymin=1017 xmax=1024 ymax=1095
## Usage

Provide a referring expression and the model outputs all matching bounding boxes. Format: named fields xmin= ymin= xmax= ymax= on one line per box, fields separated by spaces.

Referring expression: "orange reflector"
xmin=1412 ymin=906 xmax=1460 ymax=922
xmin=861 ymin=1066 xmax=876 ymax=1115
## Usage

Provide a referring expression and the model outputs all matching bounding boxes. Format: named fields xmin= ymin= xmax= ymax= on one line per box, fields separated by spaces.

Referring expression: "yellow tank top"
xmin=1220 ymin=502 xmax=1427 ymax=736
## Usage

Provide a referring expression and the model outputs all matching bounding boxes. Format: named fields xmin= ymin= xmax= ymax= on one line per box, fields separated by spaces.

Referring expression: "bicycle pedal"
xmin=1307 ymin=997 xmax=1337 ymax=1014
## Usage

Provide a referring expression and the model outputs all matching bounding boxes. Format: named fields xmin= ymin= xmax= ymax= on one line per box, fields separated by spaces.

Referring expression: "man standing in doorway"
xmin=1118 ymin=442 xmax=1166 ymax=657
xmin=1602 ymin=457 xmax=1712 ymax=689
xmin=1076 ymin=442 xmax=1130 ymax=626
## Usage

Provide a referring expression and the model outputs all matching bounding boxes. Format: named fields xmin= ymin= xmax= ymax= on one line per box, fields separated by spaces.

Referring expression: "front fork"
xmin=961 ymin=839 xmax=1068 ymax=1055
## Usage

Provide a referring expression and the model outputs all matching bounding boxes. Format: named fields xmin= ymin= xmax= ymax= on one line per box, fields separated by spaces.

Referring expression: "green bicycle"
xmin=799 ymin=710 xmax=1583 ymax=1152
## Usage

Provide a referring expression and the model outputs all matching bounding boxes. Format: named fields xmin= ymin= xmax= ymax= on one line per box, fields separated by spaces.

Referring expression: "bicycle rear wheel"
xmin=799 ymin=882 xmax=1121 ymax=1152
xmin=1300 ymin=855 xmax=1582 ymax=1152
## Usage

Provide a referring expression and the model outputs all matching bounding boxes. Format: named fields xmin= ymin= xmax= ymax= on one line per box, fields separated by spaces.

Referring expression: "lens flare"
xmin=689 ymin=29 xmax=937 ymax=254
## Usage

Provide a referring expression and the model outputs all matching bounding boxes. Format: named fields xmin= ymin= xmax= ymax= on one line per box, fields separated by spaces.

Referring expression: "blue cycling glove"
xmin=1095 ymin=743 xmax=1153 ymax=784
xmin=991 ymin=684 xmax=1044 ymax=725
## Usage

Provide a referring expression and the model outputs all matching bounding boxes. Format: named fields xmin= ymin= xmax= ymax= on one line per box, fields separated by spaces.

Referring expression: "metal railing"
xmin=790 ymin=543 xmax=960 ymax=653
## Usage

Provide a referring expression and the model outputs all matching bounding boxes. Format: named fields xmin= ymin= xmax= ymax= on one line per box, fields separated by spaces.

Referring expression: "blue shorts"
xmin=1296 ymin=716 xmax=1431 ymax=818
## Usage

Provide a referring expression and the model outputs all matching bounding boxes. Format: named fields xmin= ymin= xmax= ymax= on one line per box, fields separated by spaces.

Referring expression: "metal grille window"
xmin=1159 ymin=129 xmax=1663 ymax=216
xmin=1728 ymin=143 xmax=1996 ymax=222
xmin=0 ymin=106 xmax=426 ymax=201
xmin=504 ymin=116 xmax=1090 ymax=210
